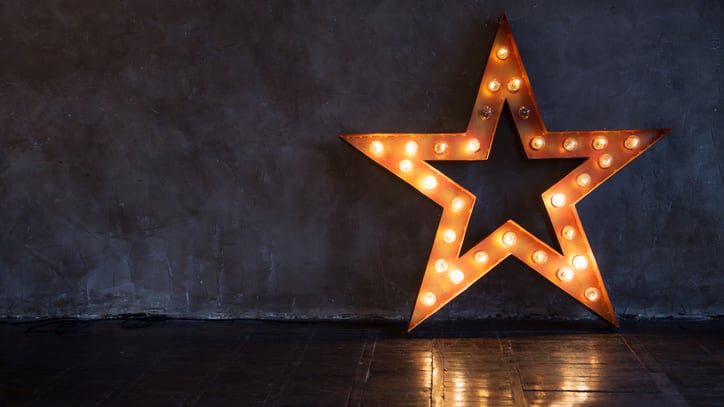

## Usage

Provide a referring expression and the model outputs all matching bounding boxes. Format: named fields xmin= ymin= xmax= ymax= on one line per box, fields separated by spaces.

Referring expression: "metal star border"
xmin=341 ymin=15 xmax=668 ymax=331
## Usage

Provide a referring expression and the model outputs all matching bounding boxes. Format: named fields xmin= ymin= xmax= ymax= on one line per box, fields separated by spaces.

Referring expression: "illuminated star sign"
xmin=341 ymin=15 xmax=668 ymax=331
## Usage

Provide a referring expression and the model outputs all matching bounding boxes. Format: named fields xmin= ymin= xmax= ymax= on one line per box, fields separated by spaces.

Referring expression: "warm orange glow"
xmin=507 ymin=77 xmax=522 ymax=92
xmin=532 ymin=250 xmax=548 ymax=264
xmin=467 ymin=138 xmax=481 ymax=152
xmin=624 ymin=135 xmax=640 ymax=149
xmin=530 ymin=136 xmax=545 ymax=150
xmin=473 ymin=251 xmax=488 ymax=263
xmin=585 ymin=287 xmax=601 ymax=301
xmin=572 ymin=255 xmax=589 ymax=270
xmin=496 ymin=47 xmax=510 ymax=60
xmin=434 ymin=259 xmax=449 ymax=273
xmin=576 ymin=173 xmax=592 ymax=187
xmin=369 ymin=140 xmax=384 ymax=155
xmin=442 ymin=229 xmax=457 ymax=244
xmin=422 ymin=175 xmax=438 ymax=190
xmin=421 ymin=292 xmax=437 ymax=306
xmin=557 ymin=266 xmax=574 ymax=282
xmin=451 ymin=197 xmax=465 ymax=211
xmin=449 ymin=269 xmax=465 ymax=284
xmin=399 ymin=159 xmax=413 ymax=173
xmin=561 ymin=225 xmax=576 ymax=240
xmin=598 ymin=154 xmax=613 ymax=168
xmin=550 ymin=193 xmax=567 ymax=208
xmin=592 ymin=136 xmax=608 ymax=150
xmin=405 ymin=140 xmax=418 ymax=156
xmin=340 ymin=14 xmax=668 ymax=331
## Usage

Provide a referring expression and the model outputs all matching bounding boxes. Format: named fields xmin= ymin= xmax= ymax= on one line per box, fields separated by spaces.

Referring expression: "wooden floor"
xmin=1 ymin=318 xmax=722 ymax=406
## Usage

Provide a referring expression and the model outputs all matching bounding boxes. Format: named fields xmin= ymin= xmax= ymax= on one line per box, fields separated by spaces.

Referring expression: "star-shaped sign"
xmin=341 ymin=15 xmax=668 ymax=331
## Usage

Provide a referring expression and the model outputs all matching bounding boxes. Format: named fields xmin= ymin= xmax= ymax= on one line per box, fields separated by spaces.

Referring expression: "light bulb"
xmin=442 ymin=229 xmax=457 ymax=244
xmin=434 ymin=259 xmax=449 ymax=273
xmin=451 ymin=197 xmax=465 ymax=211
xmin=496 ymin=47 xmax=509 ymax=60
xmin=592 ymin=137 xmax=608 ymax=150
xmin=532 ymin=250 xmax=548 ymax=264
xmin=467 ymin=138 xmax=481 ymax=153
xmin=369 ymin=140 xmax=384 ymax=155
xmin=550 ymin=193 xmax=567 ymax=208
xmin=449 ymin=269 xmax=464 ymax=284
xmin=399 ymin=159 xmax=413 ymax=173
xmin=530 ymin=136 xmax=545 ymax=150
xmin=518 ymin=106 xmax=531 ymax=119
xmin=479 ymin=106 xmax=493 ymax=120
xmin=576 ymin=173 xmax=591 ymax=187
xmin=434 ymin=142 xmax=448 ymax=155
xmin=488 ymin=79 xmax=501 ymax=92
xmin=422 ymin=175 xmax=438 ymax=190
xmin=598 ymin=154 xmax=613 ymax=168
xmin=572 ymin=255 xmax=589 ymax=270
xmin=421 ymin=291 xmax=437 ymax=306
xmin=473 ymin=251 xmax=488 ymax=263
xmin=584 ymin=287 xmax=600 ymax=302
xmin=405 ymin=140 xmax=418 ymax=156
xmin=502 ymin=231 xmax=516 ymax=246
xmin=507 ymin=78 xmax=522 ymax=92
xmin=561 ymin=226 xmax=576 ymax=240
xmin=563 ymin=137 xmax=578 ymax=151
xmin=557 ymin=266 xmax=574 ymax=282
xmin=624 ymin=135 xmax=640 ymax=150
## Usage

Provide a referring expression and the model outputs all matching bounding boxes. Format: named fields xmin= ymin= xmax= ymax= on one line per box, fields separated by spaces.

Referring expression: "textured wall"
xmin=0 ymin=1 xmax=721 ymax=322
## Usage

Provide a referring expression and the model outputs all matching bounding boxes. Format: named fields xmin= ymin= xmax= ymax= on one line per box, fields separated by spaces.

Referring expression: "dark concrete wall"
xmin=0 ymin=1 xmax=721 ymax=321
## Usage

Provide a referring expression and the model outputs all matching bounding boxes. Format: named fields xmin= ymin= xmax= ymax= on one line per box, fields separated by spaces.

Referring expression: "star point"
xmin=341 ymin=15 xmax=668 ymax=331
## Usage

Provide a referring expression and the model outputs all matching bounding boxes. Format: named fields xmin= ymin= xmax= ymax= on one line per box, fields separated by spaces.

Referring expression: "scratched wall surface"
xmin=0 ymin=1 xmax=721 ymax=321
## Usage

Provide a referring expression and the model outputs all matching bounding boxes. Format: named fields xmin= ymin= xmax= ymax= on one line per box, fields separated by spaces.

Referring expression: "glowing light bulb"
xmin=624 ymin=135 xmax=640 ymax=150
xmin=421 ymin=291 xmax=437 ymax=306
xmin=496 ymin=47 xmax=509 ymax=60
xmin=584 ymin=287 xmax=600 ymax=302
xmin=405 ymin=140 xmax=418 ymax=156
xmin=399 ymin=159 xmax=413 ymax=173
xmin=467 ymin=138 xmax=481 ymax=153
xmin=422 ymin=175 xmax=438 ymax=190
xmin=598 ymin=154 xmax=613 ymax=168
xmin=507 ymin=78 xmax=522 ymax=92
xmin=530 ymin=136 xmax=545 ymax=150
xmin=473 ymin=251 xmax=488 ymax=263
xmin=572 ymin=255 xmax=589 ymax=270
xmin=488 ymin=79 xmax=501 ymax=92
xmin=561 ymin=226 xmax=576 ymax=240
xmin=434 ymin=142 xmax=448 ymax=155
xmin=592 ymin=137 xmax=608 ymax=150
xmin=502 ymin=231 xmax=516 ymax=246
xmin=449 ymin=269 xmax=465 ymax=284
xmin=442 ymin=229 xmax=457 ymax=244
xmin=550 ymin=193 xmax=567 ymax=208
xmin=369 ymin=140 xmax=384 ymax=155
xmin=532 ymin=250 xmax=548 ymax=264
xmin=576 ymin=173 xmax=591 ymax=187
xmin=557 ymin=266 xmax=574 ymax=282
xmin=563 ymin=137 xmax=578 ymax=151
xmin=434 ymin=259 xmax=449 ymax=273
xmin=479 ymin=106 xmax=493 ymax=120
xmin=451 ymin=197 xmax=465 ymax=211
